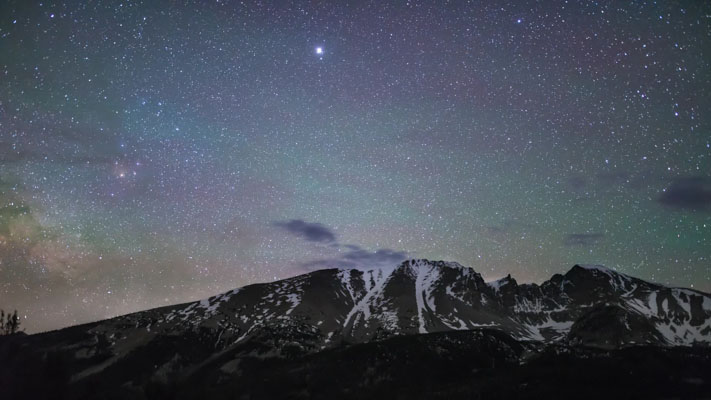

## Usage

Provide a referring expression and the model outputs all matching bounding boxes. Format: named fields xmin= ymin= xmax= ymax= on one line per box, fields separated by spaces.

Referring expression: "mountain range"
xmin=2 ymin=259 xmax=710 ymax=399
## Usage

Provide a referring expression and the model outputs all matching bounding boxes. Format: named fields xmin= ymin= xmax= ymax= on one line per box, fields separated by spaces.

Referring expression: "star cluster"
xmin=1 ymin=1 xmax=710 ymax=333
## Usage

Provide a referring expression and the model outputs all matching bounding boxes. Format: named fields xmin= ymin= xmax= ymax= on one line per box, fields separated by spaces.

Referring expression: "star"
xmin=1 ymin=0 xmax=709 ymax=334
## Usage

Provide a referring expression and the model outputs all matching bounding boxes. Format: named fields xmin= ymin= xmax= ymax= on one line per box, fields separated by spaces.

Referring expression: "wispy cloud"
xmin=563 ymin=233 xmax=605 ymax=247
xmin=273 ymin=219 xmax=337 ymax=243
xmin=302 ymin=245 xmax=408 ymax=270
xmin=273 ymin=219 xmax=408 ymax=269
xmin=658 ymin=177 xmax=711 ymax=211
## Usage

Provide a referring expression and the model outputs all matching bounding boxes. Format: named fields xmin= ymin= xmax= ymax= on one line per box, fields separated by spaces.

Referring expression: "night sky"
xmin=1 ymin=1 xmax=710 ymax=333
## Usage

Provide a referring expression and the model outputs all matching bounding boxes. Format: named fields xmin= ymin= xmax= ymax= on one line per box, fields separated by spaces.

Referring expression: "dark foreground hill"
xmin=1 ymin=259 xmax=710 ymax=399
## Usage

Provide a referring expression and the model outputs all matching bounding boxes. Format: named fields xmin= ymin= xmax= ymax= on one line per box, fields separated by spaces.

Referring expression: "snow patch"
xmin=342 ymin=266 xmax=395 ymax=330
xmin=413 ymin=259 xmax=439 ymax=334
xmin=285 ymin=293 xmax=301 ymax=315
xmin=522 ymin=316 xmax=574 ymax=341
xmin=487 ymin=276 xmax=511 ymax=293
xmin=338 ymin=269 xmax=358 ymax=303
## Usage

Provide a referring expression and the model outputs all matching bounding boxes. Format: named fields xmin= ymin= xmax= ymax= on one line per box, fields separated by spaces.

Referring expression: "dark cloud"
xmin=658 ymin=177 xmax=711 ymax=211
xmin=273 ymin=219 xmax=337 ymax=243
xmin=302 ymin=245 xmax=408 ymax=270
xmin=563 ymin=233 xmax=605 ymax=247
xmin=341 ymin=246 xmax=408 ymax=265
xmin=273 ymin=219 xmax=407 ymax=269
xmin=596 ymin=171 xmax=630 ymax=188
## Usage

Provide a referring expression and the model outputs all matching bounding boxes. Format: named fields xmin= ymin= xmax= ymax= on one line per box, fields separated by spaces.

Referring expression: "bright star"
xmin=315 ymin=47 xmax=323 ymax=55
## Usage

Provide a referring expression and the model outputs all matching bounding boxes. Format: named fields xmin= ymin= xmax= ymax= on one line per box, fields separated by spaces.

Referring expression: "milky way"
xmin=1 ymin=1 xmax=710 ymax=332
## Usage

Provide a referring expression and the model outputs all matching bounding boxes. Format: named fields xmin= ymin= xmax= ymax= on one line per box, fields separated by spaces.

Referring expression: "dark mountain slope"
xmin=1 ymin=259 xmax=709 ymax=399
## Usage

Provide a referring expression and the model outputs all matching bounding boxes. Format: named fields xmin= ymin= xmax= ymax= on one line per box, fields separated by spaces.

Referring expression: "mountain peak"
xmin=487 ymin=274 xmax=517 ymax=293
xmin=557 ymin=264 xmax=651 ymax=303
xmin=572 ymin=264 xmax=618 ymax=274
xmin=2 ymin=258 xmax=709 ymax=399
xmin=396 ymin=259 xmax=477 ymax=275
xmin=567 ymin=264 xmax=635 ymax=283
xmin=400 ymin=258 xmax=467 ymax=268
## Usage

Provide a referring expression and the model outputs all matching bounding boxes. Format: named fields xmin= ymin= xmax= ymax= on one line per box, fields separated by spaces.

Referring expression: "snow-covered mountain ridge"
xmin=94 ymin=259 xmax=710 ymax=352
xmin=2 ymin=259 xmax=710 ymax=396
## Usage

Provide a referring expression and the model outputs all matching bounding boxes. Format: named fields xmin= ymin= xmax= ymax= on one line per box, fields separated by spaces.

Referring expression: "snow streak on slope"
xmin=653 ymin=289 xmax=711 ymax=345
xmin=522 ymin=317 xmax=575 ymax=341
xmin=487 ymin=277 xmax=511 ymax=294
xmin=160 ymin=262 xmax=711 ymax=347
xmin=64 ymin=257 xmax=710 ymax=375
xmin=163 ymin=288 xmax=242 ymax=325
xmin=407 ymin=259 xmax=442 ymax=333
xmin=342 ymin=266 xmax=395 ymax=330
xmin=338 ymin=269 xmax=358 ymax=303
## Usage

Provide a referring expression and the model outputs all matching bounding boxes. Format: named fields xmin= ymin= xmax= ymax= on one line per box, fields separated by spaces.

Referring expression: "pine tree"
xmin=10 ymin=310 xmax=19 ymax=334
xmin=0 ymin=309 xmax=21 ymax=335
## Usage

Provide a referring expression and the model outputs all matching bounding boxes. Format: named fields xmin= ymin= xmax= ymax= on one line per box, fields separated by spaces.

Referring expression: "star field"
xmin=1 ymin=1 xmax=710 ymax=333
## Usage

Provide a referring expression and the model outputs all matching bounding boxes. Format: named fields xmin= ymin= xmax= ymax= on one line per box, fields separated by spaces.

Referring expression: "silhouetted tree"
xmin=0 ymin=309 xmax=21 ymax=335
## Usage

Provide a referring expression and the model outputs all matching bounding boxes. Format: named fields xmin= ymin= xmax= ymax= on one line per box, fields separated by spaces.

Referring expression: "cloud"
xmin=658 ymin=177 xmax=711 ymax=211
xmin=302 ymin=245 xmax=408 ymax=270
xmin=563 ymin=233 xmax=604 ymax=247
xmin=273 ymin=219 xmax=336 ymax=243
xmin=596 ymin=171 xmax=629 ymax=188
xmin=273 ymin=219 xmax=407 ymax=270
